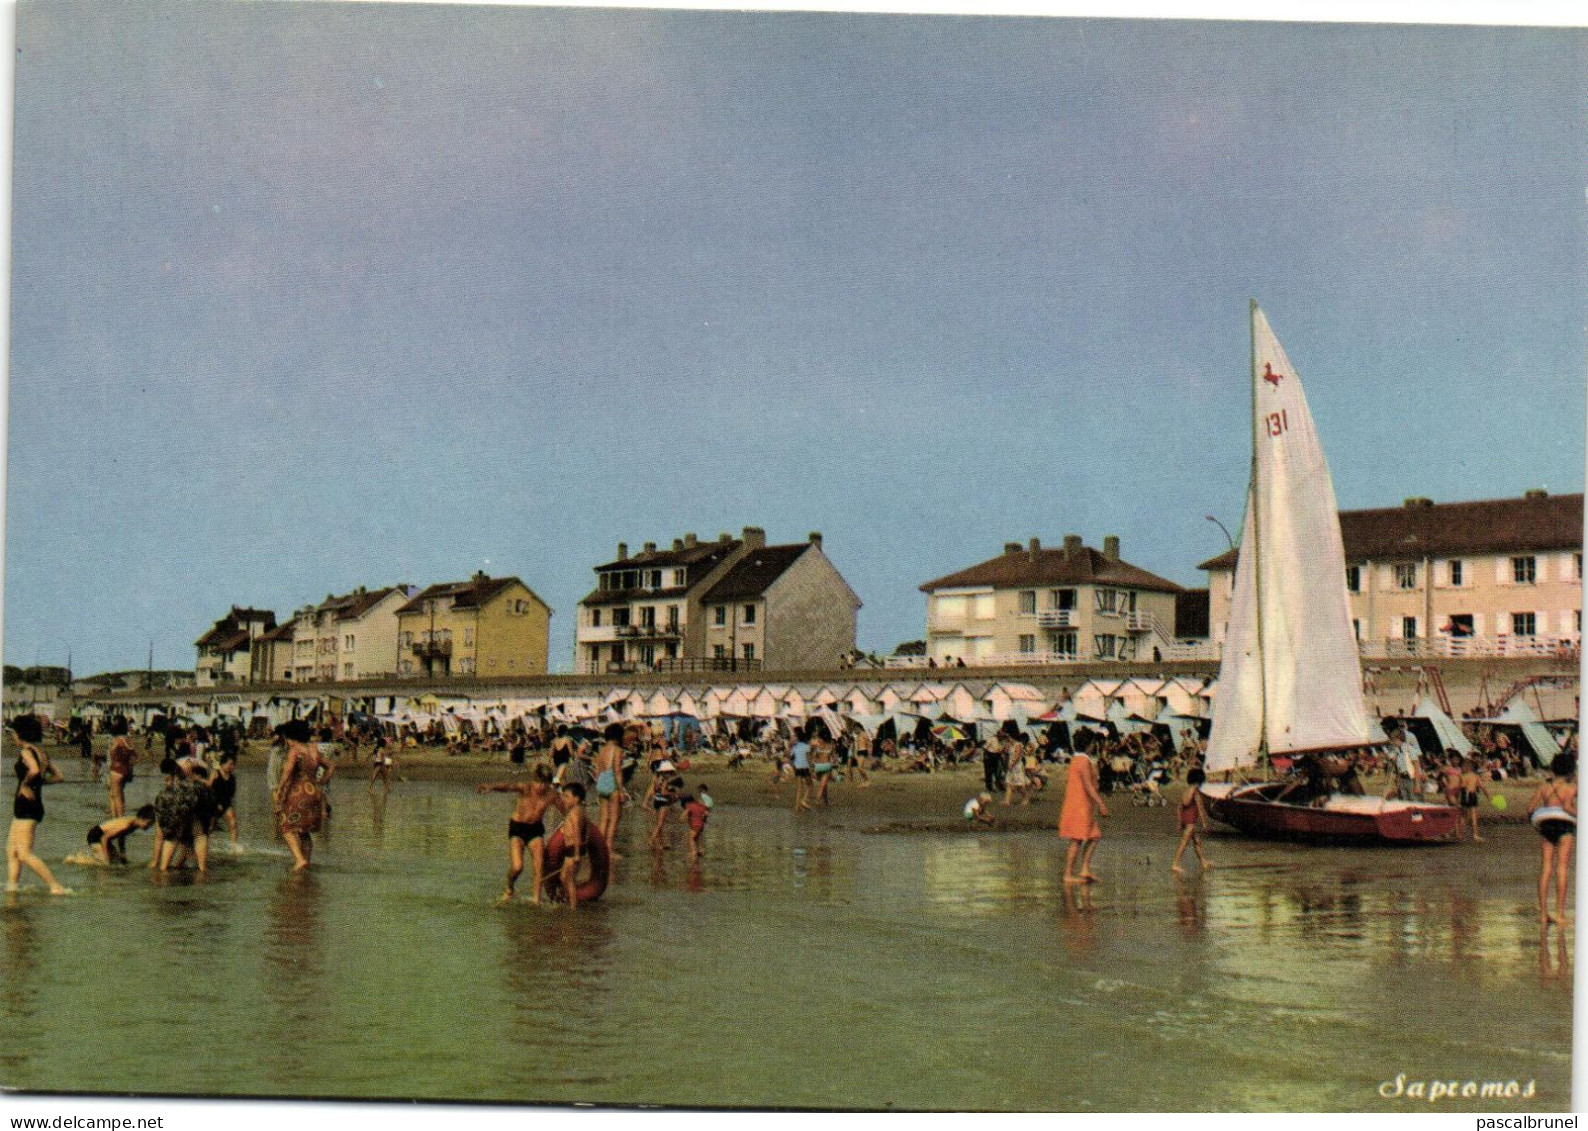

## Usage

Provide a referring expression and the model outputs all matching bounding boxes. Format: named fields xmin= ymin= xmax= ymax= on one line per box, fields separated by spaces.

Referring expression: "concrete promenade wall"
xmin=73 ymin=654 xmax=1580 ymax=720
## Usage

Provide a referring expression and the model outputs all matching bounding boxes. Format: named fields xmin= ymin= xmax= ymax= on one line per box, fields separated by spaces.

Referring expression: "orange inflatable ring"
xmin=543 ymin=824 xmax=611 ymax=903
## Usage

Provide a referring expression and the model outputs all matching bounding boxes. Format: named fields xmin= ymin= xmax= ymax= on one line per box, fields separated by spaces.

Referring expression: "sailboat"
xmin=1198 ymin=303 xmax=1460 ymax=844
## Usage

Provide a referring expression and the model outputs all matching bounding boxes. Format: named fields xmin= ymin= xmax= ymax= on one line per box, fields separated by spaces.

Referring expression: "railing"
xmin=1035 ymin=610 xmax=1076 ymax=628
xmin=1359 ymin=634 xmax=1580 ymax=660
xmin=411 ymin=639 xmax=453 ymax=659
xmin=588 ymin=657 xmax=763 ymax=676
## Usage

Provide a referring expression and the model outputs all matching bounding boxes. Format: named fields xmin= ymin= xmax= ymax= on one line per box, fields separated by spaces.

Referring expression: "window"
xmin=1018 ymin=634 xmax=1036 ymax=653
xmin=672 ymin=569 xmax=687 ymax=587
xmin=1513 ymin=556 xmax=1537 ymax=584
xmin=459 ymin=658 xmax=475 ymax=674
xmin=742 ymin=643 xmax=755 ymax=661
xmin=1345 ymin=566 xmax=1361 ymax=592
xmin=935 ymin=595 xmax=966 ymax=619
xmin=1445 ymin=614 xmax=1474 ymax=637
xmin=398 ymin=660 xmax=412 ymax=674
xmin=590 ymin=609 xmax=602 ymax=628
xmin=647 ymin=570 xmax=663 ymax=589
xmin=1576 ymin=553 xmax=1583 ymax=582
xmin=1051 ymin=631 xmax=1078 ymax=657
xmin=1394 ymin=563 xmax=1417 ymax=589
xmin=1352 ymin=619 xmax=1361 ymax=640
xmin=1095 ymin=589 xmax=1120 ymax=614
xmin=612 ymin=607 xmax=630 ymax=627
xmin=463 ymin=628 xmax=474 ymax=645
xmin=639 ymin=606 xmax=656 ymax=628
xmin=666 ymin=605 xmax=680 ymax=630
xmin=972 ymin=594 xmax=996 ymax=619
xmin=1402 ymin=616 xmax=1418 ymax=640
xmin=713 ymin=605 xmax=726 ymax=627
xmin=713 ymin=644 xmax=726 ymax=659
xmin=743 ymin=604 xmax=757 ymax=625
xmin=400 ymin=632 xmax=412 ymax=647
xmin=1448 ymin=560 xmax=1463 ymax=587
xmin=1018 ymin=591 xmax=1037 ymax=615
xmin=343 ymin=663 xmax=354 ymax=678
xmin=1093 ymin=635 xmax=1119 ymax=658
xmin=1049 ymin=589 xmax=1076 ymax=611
xmin=1513 ymin=612 xmax=1537 ymax=636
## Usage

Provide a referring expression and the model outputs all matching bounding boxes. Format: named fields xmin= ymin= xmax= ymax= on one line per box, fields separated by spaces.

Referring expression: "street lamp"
xmin=1205 ymin=514 xmax=1235 ymax=552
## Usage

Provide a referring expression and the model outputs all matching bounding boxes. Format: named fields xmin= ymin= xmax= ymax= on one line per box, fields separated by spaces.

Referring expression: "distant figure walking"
xmin=1058 ymin=749 xmax=1107 ymax=884
xmin=1528 ymin=753 xmax=1576 ymax=930
xmin=1171 ymin=767 xmax=1212 ymax=874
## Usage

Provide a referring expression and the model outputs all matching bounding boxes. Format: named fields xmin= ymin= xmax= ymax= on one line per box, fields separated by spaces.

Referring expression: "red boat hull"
xmin=1203 ymin=782 xmax=1461 ymax=845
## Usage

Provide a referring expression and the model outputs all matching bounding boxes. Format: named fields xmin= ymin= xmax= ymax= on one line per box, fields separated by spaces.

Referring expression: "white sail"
xmin=1205 ymin=305 xmax=1375 ymax=772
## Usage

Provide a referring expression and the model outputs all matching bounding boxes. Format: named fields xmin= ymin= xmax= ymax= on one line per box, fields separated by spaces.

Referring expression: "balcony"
xmin=1036 ymin=609 xmax=1076 ymax=628
xmin=411 ymin=638 xmax=453 ymax=659
xmin=617 ymin=622 xmax=682 ymax=638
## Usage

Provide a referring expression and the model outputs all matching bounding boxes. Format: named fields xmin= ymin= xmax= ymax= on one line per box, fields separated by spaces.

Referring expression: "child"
xmin=210 ymin=752 xmax=240 ymax=849
xmin=555 ymin=782 xmax=588 ymax=908
xmin=1171 ymin=767 xmax=1212 ymax=874
xmin=683 ymin=786 xmax=711 ymax=861
xmin=964 ymin=792 xmax=996 ymax=826
xmin=1459 ymin=756 xmax=1492 ymax=843
xmin=86 ymin=806 xmax=156 ymax=864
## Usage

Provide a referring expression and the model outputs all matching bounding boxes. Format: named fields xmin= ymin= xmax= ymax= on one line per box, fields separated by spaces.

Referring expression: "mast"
xmin=1249 ymin=299 xmax=1268 ymax=766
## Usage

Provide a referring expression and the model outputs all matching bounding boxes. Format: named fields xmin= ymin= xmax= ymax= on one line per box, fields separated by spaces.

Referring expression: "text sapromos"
xmin=1379 ymin=1075 xmax=1537 ymax=1103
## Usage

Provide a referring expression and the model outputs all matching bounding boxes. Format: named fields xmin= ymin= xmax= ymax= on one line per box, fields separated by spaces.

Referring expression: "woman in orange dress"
xmin=274 ymin=719 xmax=331 ymax=872
xmin=1058 ymin=746 xmax=1108 ymax=884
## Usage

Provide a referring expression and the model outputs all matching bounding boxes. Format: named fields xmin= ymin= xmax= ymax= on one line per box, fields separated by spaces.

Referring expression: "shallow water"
xmin=1 ymin=767 xmax=1571 ymax=1111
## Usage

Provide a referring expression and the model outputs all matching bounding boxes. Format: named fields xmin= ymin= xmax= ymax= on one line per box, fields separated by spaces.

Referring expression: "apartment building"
xmin=920 ymin=535 xmax=1182 ymax=665
xmin=194 ymin=607 xmax=277 ymax=685
xmin=286 ymin=585 xmax=414 ymax=683
xmin=1200 ymin=490 xmax=1583 ymax=657
xmin=395 ymin=573 xmax=551 ymax=678
xmin=699 ymin=533 xmax=861 ymax=670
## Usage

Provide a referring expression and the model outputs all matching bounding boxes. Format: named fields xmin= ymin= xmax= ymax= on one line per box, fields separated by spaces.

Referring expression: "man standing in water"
xmin=478 ymin=764 xmax=565 ymax=904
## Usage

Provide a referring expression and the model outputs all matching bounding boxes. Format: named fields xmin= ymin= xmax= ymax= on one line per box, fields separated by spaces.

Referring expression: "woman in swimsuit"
xmin=1170 ymin=767 xmax=1211 ymax=874
xmin=1527 ymin=752 xmax=1576 ymax=929
xmin=593 ymin=724 xmax=626 ymax=852
xmin=7 ymin=715 xmax=70 ymax=894
xmin=106 ymin=716 xmax=136 ymax=818
xmin=368 ymin=733 xmax=396 ymax=795
xmin=478 ymin=764 xmax=566 ymax=904
xmin=645 ymin=763 xmax=680 ymax=848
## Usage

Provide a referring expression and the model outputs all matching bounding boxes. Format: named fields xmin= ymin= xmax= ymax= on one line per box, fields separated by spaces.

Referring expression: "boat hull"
xmin=1201 ymin=782 xmax=1462 ymax=845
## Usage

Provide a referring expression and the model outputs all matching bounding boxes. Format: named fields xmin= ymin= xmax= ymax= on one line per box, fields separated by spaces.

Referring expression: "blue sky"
xmin=5 ymin=2 xmax=1584 ymax=674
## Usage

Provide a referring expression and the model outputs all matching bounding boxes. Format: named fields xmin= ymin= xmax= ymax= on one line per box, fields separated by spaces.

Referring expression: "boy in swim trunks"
xmin=209 ymin=752 xmax=240 ymax=849
xmin=1458 ymin=757 xmax=1491 ymax=843
xmin=478 ymin=764 xmax=565 ymax=905
xmin=86 ymin=806 xmax=156 ymax=864
xmin=555 ymin=782 xmax=588 ymax=908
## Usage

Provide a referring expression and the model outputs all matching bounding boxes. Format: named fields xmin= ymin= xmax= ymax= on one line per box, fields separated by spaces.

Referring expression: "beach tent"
xmin=843 ymin=686 xmax=883 ymax=715
xmin=1072 ymin=679 xmax=1123 ymax=721
xmin=1391 ymin=696 xmax=1474 ymax=759
xmin=1106 ymin=700 xmax=1152 ymax=736
xmin=983 ymin=682 xmax=1048 ymax=722
xmin=1489 ymin=699 xmax=1560 ymax=765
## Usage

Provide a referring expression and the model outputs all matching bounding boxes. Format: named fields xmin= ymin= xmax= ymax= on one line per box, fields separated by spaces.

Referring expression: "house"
xmin=194 ymin=607 xmax=277 ymax=685
xmin=1199 ymin=490 xmax=1583 ymax=658
xmin=577 ymin=527 xmax=861 ymax=675
xmin=698 ymin=533 xmax=861 ymax=672
xmin=920 ymin=535 xmax=1183 ymax=665
xmin=395 ymin=573 xmax=552 ymax=679
xmin=250 ymin=621 xmax=297 ymax=684
xmin=283 ymin=586 xmax=415 ymax=683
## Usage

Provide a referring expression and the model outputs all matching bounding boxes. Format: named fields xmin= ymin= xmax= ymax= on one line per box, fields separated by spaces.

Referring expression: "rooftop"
xmin=701 ymin=544 xmax=810 ymax=603
xmin=921 ymin=537 xmax=1182 ymax=594
xmin=1197 ymin=491 xmax=1584 ymax=571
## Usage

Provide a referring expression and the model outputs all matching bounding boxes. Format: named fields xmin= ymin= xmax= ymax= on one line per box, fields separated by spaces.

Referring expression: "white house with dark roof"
xmin=576 ymin=527 xmax=860 ymax=674
xmin=920 ymin=534 xmax=1183 ymax=666
xmin=194 ymin=606 xmax=277 ymax=685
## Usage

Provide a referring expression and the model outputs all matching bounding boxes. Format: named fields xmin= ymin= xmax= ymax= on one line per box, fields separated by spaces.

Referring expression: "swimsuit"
xmin=508 ymin=818 xmax=545 ymax=842
xmin=13 ymin=755 xmax=45 ymax=822
xmin=87 ymin=825 xmax=105 ymax=845
xmin=1459 ymin=789 xmax=1479 ymax=809
xmin=1179 ymin=791 xmax=1199 ymax=829
xmin=596 ymin=770 xmax=618 ymax=798
xmin=210 ymin=775 xmax=238 ymax=814
xmin=1533 ymin=784 xmax=1576 ymax=845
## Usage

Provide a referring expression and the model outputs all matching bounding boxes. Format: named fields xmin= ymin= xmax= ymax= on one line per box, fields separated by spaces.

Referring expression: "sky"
xmin=4 ymin=0 xmax=1585 ymax=675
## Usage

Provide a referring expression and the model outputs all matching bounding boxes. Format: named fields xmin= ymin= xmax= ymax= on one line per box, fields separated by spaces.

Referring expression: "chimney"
xmin=1004 ymin=542 xmax=1022 ymax=555
xmin=1063 ymin=534 xmax=1083 ymax=560
xmin=1028 ymin=537 xmax=1041 ymax=554
xmin=473 ymin=570 xmax=488 ymax=582
xmin=684 ymin=532 xmax=697 ymax=547
xmin=743 ymin=526 xmax=767 ymax=549
xmin=673 ymin=538 xmax=684 ymax=551
xmin=718 ymin=532 xmax=732 ymax=544
xmin=1103 ymin=536 xmax=1120 ymax=561
xmin=617 ymin=542 xmax=629 ymax=561
xmin=643 ymin=541 xmax=657 ymax=554
xmin=1525 ymin=488 xmax=1549 ymax=500
xmin=1403 ymin=497 xmax=1434 ymax=509
xmin=808 ymin=531 xmax=823 ymax=550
